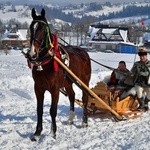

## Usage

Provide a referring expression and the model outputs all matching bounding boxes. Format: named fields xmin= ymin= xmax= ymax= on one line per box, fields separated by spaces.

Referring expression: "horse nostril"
xmin=32 ymin=54 xmax=37 ymax=60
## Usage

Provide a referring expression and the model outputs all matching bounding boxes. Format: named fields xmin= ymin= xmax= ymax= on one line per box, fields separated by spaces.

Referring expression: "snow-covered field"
xmin=0 ymin=50 xmax=150 ymax=149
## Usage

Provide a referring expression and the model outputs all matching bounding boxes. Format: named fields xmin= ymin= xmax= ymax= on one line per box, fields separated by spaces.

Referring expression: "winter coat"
xmin=131 ymin=60 xmax=150 ymax=87
xmin=108 ymin=68 xmax=130 ymax=86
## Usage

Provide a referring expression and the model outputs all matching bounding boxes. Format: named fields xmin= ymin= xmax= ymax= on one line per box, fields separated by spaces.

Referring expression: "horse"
xmin=26 ymin=8 xmax=91 ymax=140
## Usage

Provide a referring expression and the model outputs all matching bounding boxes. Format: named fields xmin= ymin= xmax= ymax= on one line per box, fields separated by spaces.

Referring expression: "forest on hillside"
xmin=31 ymin=3 xmax=150 ymax=24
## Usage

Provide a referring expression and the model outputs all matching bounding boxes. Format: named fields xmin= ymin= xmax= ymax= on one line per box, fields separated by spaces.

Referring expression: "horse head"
xmin=28 ymin=8 xmax=53 ymax=62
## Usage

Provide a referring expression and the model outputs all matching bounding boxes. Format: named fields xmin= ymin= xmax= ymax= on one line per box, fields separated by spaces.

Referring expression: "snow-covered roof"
xmin=88 ymin=40 xmax=135 ymax=45
xmin=144 ymin=32 xmax=150 ymax=42
xmin=1 ymin=29 xmax=28 ymax=41
xmin=88 ymin=26 xmax=129 ymax=42
xmin=18 ymin=29 xmax=28 ymax=40
xmin=120 ymin=30 xmax=128 ymax=42
xmin=89 ymin=27 xmax=99 ymax=40
xmin=102 ymin=28 xmax=116 ymax=34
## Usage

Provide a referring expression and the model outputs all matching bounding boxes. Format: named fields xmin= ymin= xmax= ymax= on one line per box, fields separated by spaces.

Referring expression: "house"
xmin=87 ymin=24 xmax=137 ymax=53
xmin=1 ymin=28 xmax=29 ymax=49
xmin=143 ymin=32 xmax=150 ymax=49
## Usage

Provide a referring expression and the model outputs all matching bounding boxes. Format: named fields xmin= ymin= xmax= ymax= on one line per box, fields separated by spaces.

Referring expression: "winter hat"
xmin=138 ymin=48 xmax=147 ymax=56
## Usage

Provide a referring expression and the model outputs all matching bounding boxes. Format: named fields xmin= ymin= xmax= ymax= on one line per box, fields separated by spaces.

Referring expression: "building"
xmin=87 ymin=24 xmax=137 ymax=53
xmin=143 ymin=32 xmax=150 ymax=49
xmin=1 ymin=28 xmax=29 ymax=49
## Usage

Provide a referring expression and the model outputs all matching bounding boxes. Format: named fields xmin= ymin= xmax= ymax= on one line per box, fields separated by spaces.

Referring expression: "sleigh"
xmin=47 ymin=53 xmax=144 ymax=121
xmin=75 ymin=81 xmax=142 ymax=120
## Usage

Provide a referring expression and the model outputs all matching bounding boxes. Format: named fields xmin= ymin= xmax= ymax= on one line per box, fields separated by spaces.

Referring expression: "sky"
xmin=0 ymin=0 xmax=146 ymax=6
xmin=0 ymin=49 xmax=150 ymax=149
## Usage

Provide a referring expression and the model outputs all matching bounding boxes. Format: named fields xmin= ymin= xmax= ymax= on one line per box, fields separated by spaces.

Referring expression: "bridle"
xmin=32 ymin=21 xmax=51 ymax=46
xmin=25 ymin=19 xmax=54 ymax=69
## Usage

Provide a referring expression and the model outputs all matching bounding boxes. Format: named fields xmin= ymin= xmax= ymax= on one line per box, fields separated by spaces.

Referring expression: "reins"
xmin=90 ymin=58 xmax=114 ymax=70
xmin=58 ymin=36 xmax=115 ymax=70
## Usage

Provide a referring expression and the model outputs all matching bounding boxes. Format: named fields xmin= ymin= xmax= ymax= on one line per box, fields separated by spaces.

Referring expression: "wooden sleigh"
xmin=75 ymin=81 xmax=143 ymax=120
xmin=48 ymin=53 xmax=144 ymax=121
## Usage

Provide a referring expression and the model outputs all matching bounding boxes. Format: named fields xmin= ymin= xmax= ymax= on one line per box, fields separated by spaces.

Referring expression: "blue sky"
xmin=0 ymin=0 xmax=144 ymax=6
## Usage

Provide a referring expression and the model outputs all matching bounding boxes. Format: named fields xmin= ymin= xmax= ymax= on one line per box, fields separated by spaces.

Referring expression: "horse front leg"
xmin=50 ymin=91 xmax=59 ymax=139
xmin=30 ymin=85 xmax=44 ymax=141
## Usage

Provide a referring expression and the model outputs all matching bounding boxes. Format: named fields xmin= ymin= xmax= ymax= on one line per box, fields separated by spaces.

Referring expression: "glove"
xmin=139 ymin=71 xmax=149 ymax=76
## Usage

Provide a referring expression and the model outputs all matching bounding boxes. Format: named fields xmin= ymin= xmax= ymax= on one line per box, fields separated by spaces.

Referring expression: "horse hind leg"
xmin=65 ymin=85 xmax=75 ymax=125
xmin=50 ymin=91 xmax=60 ymax=139
xmin=68 ymin=109 xmax=75 ymax=125
xmin=66 ymin=86 xmax=88 ymax=127
xmin=82 ymin=92 xmax=88 ymax=127
xmin=81 ymin=65 xmax=91 ymax=127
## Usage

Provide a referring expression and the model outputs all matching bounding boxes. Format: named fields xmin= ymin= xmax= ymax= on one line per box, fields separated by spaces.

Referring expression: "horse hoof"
xmin=82 ymin=122 xmax=88 ymax=128
xmin=67 ymin=120 xmax=73 ymax=125
xmin=52 ymin=134 xmax=56 ymax=139
xmin=30 ymin=135 xmax=40 ymax=142
xmin=50 ymin=130 xmax=56 ymax=139
xmin=67 ymin=111 xmax=75 ymax=125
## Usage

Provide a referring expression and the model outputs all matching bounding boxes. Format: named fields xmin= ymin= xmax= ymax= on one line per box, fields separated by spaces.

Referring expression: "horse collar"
xmin=28 ymin=51 xmax=52 ymax=71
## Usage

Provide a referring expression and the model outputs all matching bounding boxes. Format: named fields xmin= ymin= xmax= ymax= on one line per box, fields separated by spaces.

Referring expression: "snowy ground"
xmin=0 ymin=50 xmax=150 ymax=150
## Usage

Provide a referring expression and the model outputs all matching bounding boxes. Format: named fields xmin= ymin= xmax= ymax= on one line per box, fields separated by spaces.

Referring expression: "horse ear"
xmin=41 ymin=9 xmax=45 ymax=18
xmin=31 ymin=8 xmax=36 ymax=19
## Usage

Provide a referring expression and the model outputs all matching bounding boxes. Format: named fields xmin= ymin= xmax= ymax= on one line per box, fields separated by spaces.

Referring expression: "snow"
xmin=0 ymin=5 xmax=32 ymax=24
xmin=0 ymin=50 xmax=150 ymax=149
xmin=85 ymin=5 xmax=124 ymax=16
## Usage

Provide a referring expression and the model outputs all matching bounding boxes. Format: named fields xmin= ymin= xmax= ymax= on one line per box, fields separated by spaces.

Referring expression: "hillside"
xmin=0 ymin=5 xmax=32 ymax=24
xmin=0 ymin=2 xmax=150 ymax=26
xmin=62 ymin=2 xmax=150 ymax=17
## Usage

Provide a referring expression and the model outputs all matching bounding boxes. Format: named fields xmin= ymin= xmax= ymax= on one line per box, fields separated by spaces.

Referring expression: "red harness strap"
xmin=52 ymin=34 xmax=60 ymax=72
xmin=27 ymin=58 xmax=51 ymax=68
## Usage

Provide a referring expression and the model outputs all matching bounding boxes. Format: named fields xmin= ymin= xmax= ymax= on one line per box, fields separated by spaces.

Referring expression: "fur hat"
xmin=138 ymin=48 xmax=147 ymax=56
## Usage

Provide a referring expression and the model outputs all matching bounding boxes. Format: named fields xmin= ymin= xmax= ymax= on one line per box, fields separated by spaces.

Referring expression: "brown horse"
xmin=26 ymin=8 xmax=91 ymax=141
